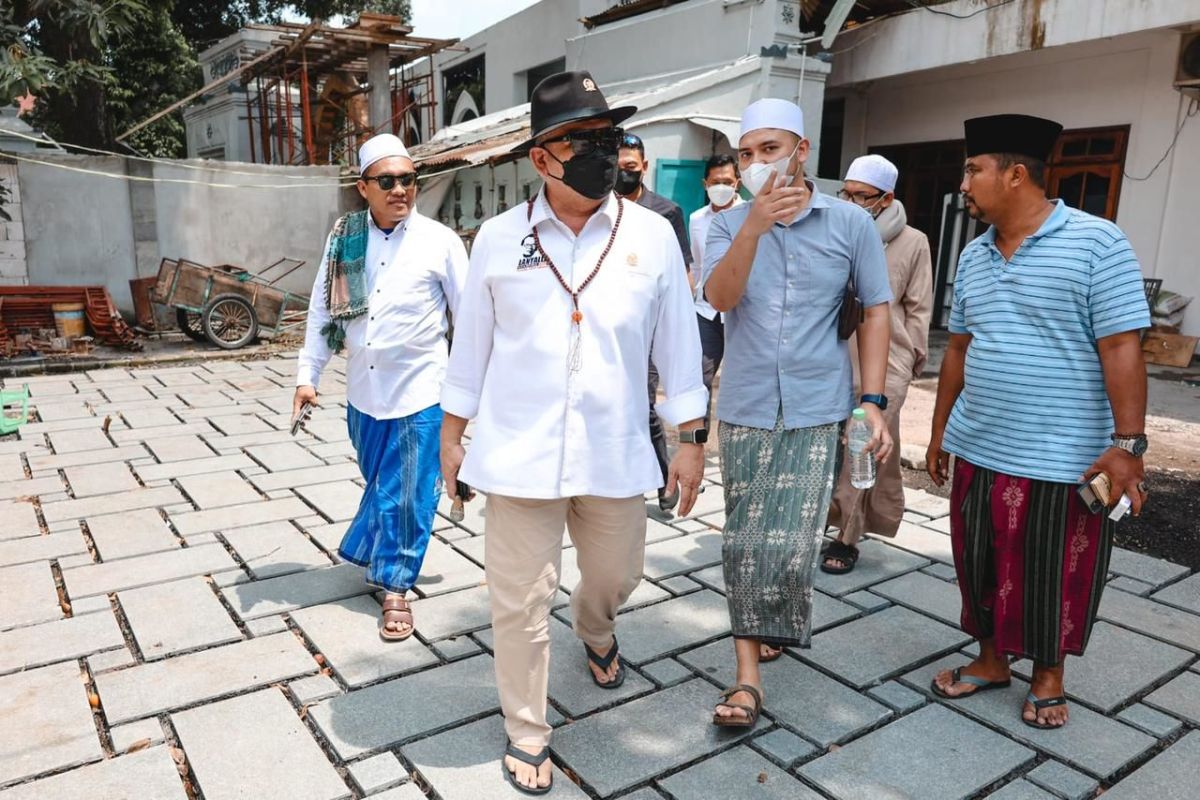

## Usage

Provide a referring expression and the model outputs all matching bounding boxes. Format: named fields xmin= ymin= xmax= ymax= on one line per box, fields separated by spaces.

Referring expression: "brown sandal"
xmin=380 ymin=594 xmax=414 ymax=641
xmin=712 ymin=684 xmax=762 ymax=728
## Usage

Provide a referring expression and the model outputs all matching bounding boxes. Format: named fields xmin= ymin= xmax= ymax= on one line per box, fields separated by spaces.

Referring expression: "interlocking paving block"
xmin=404 ymin=714 xmax=587 ymax=800
xmin=1108 ymin=547 xmax=1189 ymax=588
xmin=25 ymin=444 xmax=147 ymax=475
xmin=639 ymin=657 xmax=694 ymax=687
xmin=431 ymin=635 xmax=483 ymax=660
xmin=0 ymin=500 xmax=41 ymax=541
xmin=867 ymin=680 xmax=927 ymax=713
xmin=603 ymin=590 xmax=729 ymax=664
xmin=142 ymin=434 xmax=217 ymax=463
xmin=296 ymin=480 xmax=364 ymax=522
xmin=688 ymin=564 xmax=724 ymax=593
xmin=613 ymin=790 xmax=666 ymax=800
xmin=84 ymin=508 xmax=179 ymax=560
xmin=0 ymin=529 xmax=87 ymax=567
xmin=290 ymin=673 xmax=342 ymax=704
xmin=802 ymin=605 xmax=969 ymax=688
xmin=118 ymin=576 xmax=242 ymax=659
xmin=251 ymin=463 xmax=362 ymax=492
xmin=110 ymin=717 xmax=164 ymax=753
xmin=1143 ymin=670 xmax=1200 ymax=726
xmin=1108 ymin=575 xmax=1155 ymax=596
xmin=88 ymin=646 xmax=136 ymax=673
xmin=901 ymin=656 xmax=1156 ymax=779
xmin=304 ymin=521 xmax=348 ymax=554
xmin=412 ymin=537 xmax=485 ymax=597
xmin=245 ymin=615 xmax=290 ymax=636
xmin=0 ymin=475 xmax=63 ymax=501
xmin=135 ymin=454 xmax=254 ymax=482
xmin=0 ymin=746 xmax=187 ymax=800
xmin=658 ymin=575 xmax=701 ymax=595
xmin=921 ymin=514 xmax=953 ymax=534
xmin=660 ymin=745 xmax=822 ymax=800
xmin=177 ymin=471 xmax=262 ymax=509
xmin=0 ymin=561 xmax=61 ymax=629
xmin=246 ymin=442 xmax=325 ymax=473
xmin=41 ymin=485 xmax=186 ymax=524
xmin=121 ymin=407 xmax=182 ymax=429
xmin=173 ymin=687 xmax=351 ymax=800
xmin=878 ymin=521 xmax=954 ymax=564
xmin=750 ymin=728 xmax=817 ymax=767
xmin=291 ymin=595 xmax=439 ymax=687
xmin=208 ymin=413 xmax=273 ymax=435
xmin=0 ymin=610 xmax=124 ymax=674
xmin=844 ymin=590 xmax=892 ymax=612
xmin=227 ymin=562 xmax=372 ymax=620
xmin=410 ymin=583 xmax=546 ymax=642
xmin=813 ymin=539 xmax=930 ymax=597
xmin=0 ymin=661 xmax=102 ymax=785
xmin=1151 ymin=573 xmax=1200 ymax=615
xmin=679 ymin=638 xmax=892 ymax=745
xmin=62 ymin=463 xmax=138 ymax=498
xmin=922 ymin=562 xmax=959 ymax=582
xmin=1098 ymin=589 xmax=1200 ymax=652
xmin=986 ymin=779 xmax=1057 ymax=799
xmin=63 ymin=542 xmax=238 ymax=598
xmin=641 ymin=531 xmax=723 ymax=579
xmin=310 ymin=654 xmax=498 ymax=759
xmin=348 ymin=752 xmax=408 ymax=795
xmin=1026 ymin=760 xmax=1099 ymax=800
xmin=1102 ymin=730 xmax=1200 ymax=800
xmin=644 ymin=518 xmax=686 ymax=544
xmin=47 ymin=427 xmax=113 ymax=454
xmin=552 ymin=679 xmax=761 ymax=797
xmin=801 ymin=703 xmax=1033 ymax=800
xmin=869 ymin=569 xmax=965 ymax=626
xmin=172 ymin=497 xmax=311 ymax=536
xmin=221 ymin=521 xmax=330 ymax=579
xmin=901 ymin=488 xmax=951 ymax=518
xmin=557 ymin=555 xmax=669 ymax=610
xmin=477 ymin=615 xmax=654 ymax=717
xmin=95 ymin=632 xmax=316 ymax=725
xmin=1116 ymin=703 xmax=1185 ymax=739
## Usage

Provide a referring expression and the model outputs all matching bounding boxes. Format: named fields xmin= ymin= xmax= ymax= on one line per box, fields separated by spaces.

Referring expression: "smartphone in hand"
xmin=449 ymin=480 xmax=472 ymax=522
xmin=1076 ymin=472 xmax=1111 ymax=515
xmin=290 ymin=402 xmax=314 ymax=436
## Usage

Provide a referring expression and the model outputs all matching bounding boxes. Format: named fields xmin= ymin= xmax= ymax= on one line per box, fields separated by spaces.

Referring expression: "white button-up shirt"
xmin=297 ymin=211 xmax=468 ymax=420
xmin=441 ymin=189 xmax=707 ymax=499
xmin=689 ymin=197 xmax=743 ymax=321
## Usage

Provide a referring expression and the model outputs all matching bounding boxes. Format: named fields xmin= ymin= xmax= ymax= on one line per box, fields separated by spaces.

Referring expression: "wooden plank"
xmin=1143 ymin=331 xmax=1199 ymax=368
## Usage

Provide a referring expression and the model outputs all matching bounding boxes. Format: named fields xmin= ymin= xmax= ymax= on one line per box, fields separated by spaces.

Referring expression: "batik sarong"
xmin=950 ymin=458 xmax=1114 ymax=664
xmin=719 ymin=412 xmax=839 ymax=647
xmin=339 ymin=403 xmax=442 ymax=593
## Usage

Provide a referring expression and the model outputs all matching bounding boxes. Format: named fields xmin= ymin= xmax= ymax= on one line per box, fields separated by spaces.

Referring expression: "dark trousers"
xmin=648 ymin=363 xmax=670 ymax=487
xmin=696 ymin=312 xmax=724 ymax=428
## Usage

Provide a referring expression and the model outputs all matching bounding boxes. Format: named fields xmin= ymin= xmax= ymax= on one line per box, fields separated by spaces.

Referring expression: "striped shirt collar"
xmin=981 ymin=198 xmax=1070 ymax=248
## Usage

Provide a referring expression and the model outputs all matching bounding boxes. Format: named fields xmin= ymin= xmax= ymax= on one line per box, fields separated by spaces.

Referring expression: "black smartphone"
xmin=455 ymin=480 xmax=472 ymax=500
xmin=1076 ymin=473 xmax=1111 ymax=515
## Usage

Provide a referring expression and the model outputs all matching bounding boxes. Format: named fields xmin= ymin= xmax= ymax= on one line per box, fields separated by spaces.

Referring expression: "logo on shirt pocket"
xmin=517 ymin=233 xmax=547 ymax=271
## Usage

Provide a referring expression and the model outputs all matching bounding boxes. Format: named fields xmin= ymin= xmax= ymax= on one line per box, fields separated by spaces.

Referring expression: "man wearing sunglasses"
xmin=295 ymin=133 xmax=468 ymax=643
xmin=440 ymin=71 xmax=706 ymax=795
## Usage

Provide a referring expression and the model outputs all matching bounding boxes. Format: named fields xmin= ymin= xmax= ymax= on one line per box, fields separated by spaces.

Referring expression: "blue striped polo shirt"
xmin=943 ymin=200 xmax=1150 ymax=484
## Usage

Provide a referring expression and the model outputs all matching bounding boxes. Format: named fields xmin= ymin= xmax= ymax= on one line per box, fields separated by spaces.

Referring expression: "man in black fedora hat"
xmin=927 ymin=113 xmax=1150 ymax=730
xmin=440 ymin=70 xmax=707 ymax=794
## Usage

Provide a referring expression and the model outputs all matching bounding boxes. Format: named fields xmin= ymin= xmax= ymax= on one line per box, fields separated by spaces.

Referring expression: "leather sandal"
xmin=502 ymin=743 xmax=552 ymax=795
xmin=583 ymin=637 xmax=626 ymax=689
xmin=379 ymin=594 xmax=414 ymax=641
xmin=712 ymin=684 xmax=762 ymax=728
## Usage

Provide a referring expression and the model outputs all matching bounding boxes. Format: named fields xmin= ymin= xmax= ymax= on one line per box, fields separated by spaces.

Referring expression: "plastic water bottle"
xmin=847 ymin=407 xmax=876 ymax=489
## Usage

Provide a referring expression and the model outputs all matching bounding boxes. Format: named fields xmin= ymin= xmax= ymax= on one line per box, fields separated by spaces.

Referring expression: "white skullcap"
xmin=844 ymin=154 xmax=898 ymax=193
xmin=739 ymin=98 xmax=805 ymax=142
xmin=358 ymin=134 xmax=411 ymax=175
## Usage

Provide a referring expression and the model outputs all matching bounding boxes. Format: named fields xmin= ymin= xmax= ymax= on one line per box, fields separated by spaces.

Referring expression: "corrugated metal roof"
xmin=412 ymin=128 xmax=529 ymax=170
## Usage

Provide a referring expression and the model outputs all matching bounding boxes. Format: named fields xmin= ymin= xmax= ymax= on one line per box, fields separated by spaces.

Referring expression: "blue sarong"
xmin=339 ymin=403 xmax=442 ymax=593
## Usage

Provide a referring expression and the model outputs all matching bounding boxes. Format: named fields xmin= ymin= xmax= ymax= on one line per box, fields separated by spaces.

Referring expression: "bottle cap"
xmin=851 ymin=408 xmax=866 ymax=420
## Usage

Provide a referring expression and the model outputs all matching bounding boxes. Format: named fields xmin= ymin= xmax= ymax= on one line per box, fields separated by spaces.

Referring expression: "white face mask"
xmin=742 ymin=140 xmax=800 ymax=196
xmin=706 ymin=183 xmax=737 ymax=207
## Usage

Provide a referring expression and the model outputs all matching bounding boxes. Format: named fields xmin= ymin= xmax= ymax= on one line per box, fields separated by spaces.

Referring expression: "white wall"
xmin=835 ymin=29 xmax=1200 ymax=336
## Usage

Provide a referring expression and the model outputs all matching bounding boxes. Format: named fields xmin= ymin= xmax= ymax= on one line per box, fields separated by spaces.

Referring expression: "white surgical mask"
xmin=742 ymin=141 xmax=800 ymax=196
xmin=706 ymin=183 xmax=737 ymax=207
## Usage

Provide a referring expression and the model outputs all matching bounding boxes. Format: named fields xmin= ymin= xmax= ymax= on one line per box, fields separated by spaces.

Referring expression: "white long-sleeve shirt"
xmin=297 ymin=210 xmax=469 ymax=419
xmin=441 ymin=189 xmax=707 ymax=499
xmin=689 ymin=197 xmax=743 ymax=321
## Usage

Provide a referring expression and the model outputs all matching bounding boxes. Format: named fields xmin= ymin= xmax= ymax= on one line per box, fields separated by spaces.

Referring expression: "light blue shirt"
xmin=702 ymin=183 xmax=892 ymax=430
xmin=943 ymin=200 xmax=1151 ymax=483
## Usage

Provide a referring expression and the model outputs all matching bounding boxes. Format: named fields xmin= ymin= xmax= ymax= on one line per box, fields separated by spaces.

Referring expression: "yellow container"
xmin=52 ymin=302 xmax=87 ymax=338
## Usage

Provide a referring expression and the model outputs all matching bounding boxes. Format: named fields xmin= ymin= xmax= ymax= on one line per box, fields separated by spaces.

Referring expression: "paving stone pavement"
xmin=1 ymin=358 xmax=1198 ymax=799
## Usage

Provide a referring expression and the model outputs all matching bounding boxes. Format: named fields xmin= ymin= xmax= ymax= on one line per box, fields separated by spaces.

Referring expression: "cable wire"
xmin=903 ymin=0 xmax=1019 ymax=20
xmin=1124 ymin=96 xmax=1199 ymax=182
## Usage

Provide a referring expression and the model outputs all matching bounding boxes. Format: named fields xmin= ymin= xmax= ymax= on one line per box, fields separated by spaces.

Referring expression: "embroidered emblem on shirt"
xmin=626 ymin=252 xmax=638 ymax=267
xmin=517 ymin=233 xmax=547 ymax=271
xmin=582 ymin=78 xmax=598 ymax=92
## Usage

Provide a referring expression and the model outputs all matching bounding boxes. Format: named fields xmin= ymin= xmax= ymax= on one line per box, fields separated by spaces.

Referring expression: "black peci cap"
xmin=964 ymin=114 xmax=1063 ymax=161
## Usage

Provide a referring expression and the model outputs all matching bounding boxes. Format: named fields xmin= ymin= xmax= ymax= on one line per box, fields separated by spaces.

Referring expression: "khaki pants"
xmin=485 ymin=493 xmax=646 ymax=747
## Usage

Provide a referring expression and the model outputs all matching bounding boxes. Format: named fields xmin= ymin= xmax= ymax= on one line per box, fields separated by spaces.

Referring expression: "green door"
xmin=654 ymin=158 xmax=707 ymax=226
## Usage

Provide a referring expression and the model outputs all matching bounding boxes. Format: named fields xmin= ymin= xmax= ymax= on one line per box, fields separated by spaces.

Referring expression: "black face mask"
xmin=545 ymin=149 xmax=619 ymax=200
xmin=614 ymin=168 xmax=642 ymax=196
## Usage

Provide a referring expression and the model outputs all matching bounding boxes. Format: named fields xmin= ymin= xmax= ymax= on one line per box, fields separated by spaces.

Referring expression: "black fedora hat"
xmin=512 ymin=70 xmax=637 ymax=153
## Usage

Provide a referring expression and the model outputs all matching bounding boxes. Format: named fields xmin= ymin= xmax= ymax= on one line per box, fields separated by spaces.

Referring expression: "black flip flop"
xmin=501 ymin=743 xmax=552 ymax=796
xmin=930 ymin=667 xmax=1012 ymax=699
xmin=1023 ymin=692 xmax=1068 ymax=730
xmin=820 ymin=540 xmax=859 ymax=574
xmin=584 ymin=636 xmax=626 ymax=689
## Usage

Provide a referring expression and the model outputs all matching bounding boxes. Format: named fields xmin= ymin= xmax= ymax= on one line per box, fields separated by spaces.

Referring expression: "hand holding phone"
xmin=449 ymin=479 xmax=473 ymax=522
xmin=290 ymin=401 xmax=314 ymax=436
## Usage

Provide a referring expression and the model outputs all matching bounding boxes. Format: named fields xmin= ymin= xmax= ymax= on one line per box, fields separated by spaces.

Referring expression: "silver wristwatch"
xmin=1111 ymin=433 xmax=1148 ymax=457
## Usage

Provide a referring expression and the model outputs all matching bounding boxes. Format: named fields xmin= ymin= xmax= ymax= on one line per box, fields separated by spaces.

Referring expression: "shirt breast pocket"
xmin=806 ymin=256 xmax=851 ymax=308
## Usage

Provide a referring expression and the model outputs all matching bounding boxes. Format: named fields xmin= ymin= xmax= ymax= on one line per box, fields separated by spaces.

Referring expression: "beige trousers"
xmin=485 ymin=493 xmax=646 ymax=747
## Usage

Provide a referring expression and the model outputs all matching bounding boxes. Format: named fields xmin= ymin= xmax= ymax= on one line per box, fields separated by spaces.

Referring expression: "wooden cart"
xmin=152 ymin=258 xmax=310 ymax=349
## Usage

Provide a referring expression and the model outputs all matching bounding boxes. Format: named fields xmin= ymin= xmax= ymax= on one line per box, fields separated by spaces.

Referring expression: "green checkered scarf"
xmin=321 ymin=210 xmax=370 ymax=352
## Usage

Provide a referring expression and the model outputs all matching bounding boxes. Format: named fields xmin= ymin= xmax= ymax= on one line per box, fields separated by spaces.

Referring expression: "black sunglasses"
xmin=363 ymin=172 xmax=418 ymax=191
xmin=536 ymin=127 xmax=625 ymax=156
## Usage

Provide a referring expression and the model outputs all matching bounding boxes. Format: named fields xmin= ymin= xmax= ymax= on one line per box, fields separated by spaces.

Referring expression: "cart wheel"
xmin=202 ymin=294 xmax=259 ymax=349
xmin=175 ymin=309 xmax=207 ymax=342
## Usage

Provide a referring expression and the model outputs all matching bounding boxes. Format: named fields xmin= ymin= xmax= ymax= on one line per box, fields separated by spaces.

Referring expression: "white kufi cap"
xmin=739 ymin=98 xmax=805 ymax=142
xmin=844 ymin=154 xmax=898 ymax=194
xmin=358 ymin=133 xmax=410 ymax=175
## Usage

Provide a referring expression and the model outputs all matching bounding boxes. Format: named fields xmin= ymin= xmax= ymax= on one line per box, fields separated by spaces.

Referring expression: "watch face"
xmin=1133 ymin=438 xmax=1148 ymax=457
xmin=694 ymin=428 xmax=709 ymax=444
